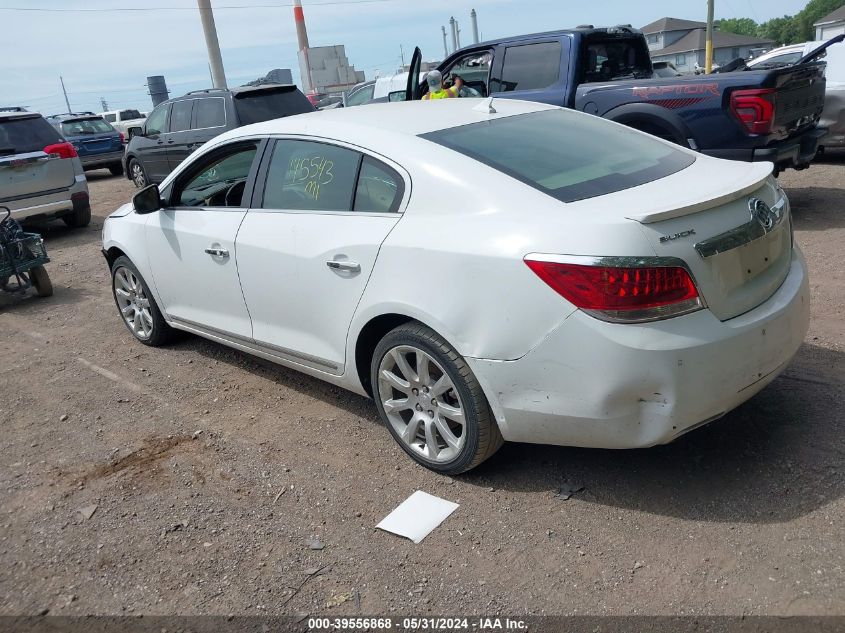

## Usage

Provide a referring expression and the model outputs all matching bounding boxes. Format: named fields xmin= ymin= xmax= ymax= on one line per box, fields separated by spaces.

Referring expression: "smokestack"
xmin=441 ymin=26 xmax=449 ymax=57
xmin=449 ymin=16 xmax=458 ymax=52
xmin=456 ymin=20 xmax=461 ymax=49
xmin=147 ymin=75 xmax=170 ymax=107
xmin=293 ymin=0 xmax=310 ymax=51
xmin=470 ymin=9 xmax=479 ymax=44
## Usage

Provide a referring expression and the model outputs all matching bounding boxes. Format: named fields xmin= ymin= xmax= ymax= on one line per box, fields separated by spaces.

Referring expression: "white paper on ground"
xmin=376 ymin=490 xmax=459 ymax=543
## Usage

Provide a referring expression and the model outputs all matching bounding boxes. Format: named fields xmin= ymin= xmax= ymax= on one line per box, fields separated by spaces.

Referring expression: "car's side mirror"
xmin=133 ymin=184 xmax=162 ymax=214
xmin=128 ymin=126 xmax=142 ymax=139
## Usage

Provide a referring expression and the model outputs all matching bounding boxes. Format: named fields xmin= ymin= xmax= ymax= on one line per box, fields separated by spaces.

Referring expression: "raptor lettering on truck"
xmin=632 ymin=83 xmax=720 ymax=99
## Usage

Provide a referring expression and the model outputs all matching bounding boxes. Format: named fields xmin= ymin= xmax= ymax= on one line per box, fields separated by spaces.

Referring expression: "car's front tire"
xmin=371 ymin=322 xmax=503 ymax=474
xmin=111 ymin=256 xmax=174 ymax=346
xmin=128 ymin=158 xmax=147 ymax=188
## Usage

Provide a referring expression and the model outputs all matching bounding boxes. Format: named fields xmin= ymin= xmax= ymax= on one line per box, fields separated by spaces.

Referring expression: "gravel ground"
xmin=0 ymin=156 xmax=843 ymax=618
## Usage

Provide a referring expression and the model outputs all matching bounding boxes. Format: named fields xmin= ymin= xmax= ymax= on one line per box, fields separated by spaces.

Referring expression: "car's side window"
xmin=145 ymin=104 xmax=169 ymax=136
xmin=170 ymin=100 xmax=194 ymax=133
xmin=353 ymin=156 xmax=403 ymax=213
xmin=173 ymin=143 xmax=259 ymax=208
xmin=194 ymin=97 xmax=226 ymax=129
xmin=261 ymin=140 xmax=360 ymax=212
xmin=443 ymin=51 xmax=492 ymax=96
xmin=495 ymin=42 xmax=561 ymax=92
xmin=104 ymin=113 xmax=116 ymax=123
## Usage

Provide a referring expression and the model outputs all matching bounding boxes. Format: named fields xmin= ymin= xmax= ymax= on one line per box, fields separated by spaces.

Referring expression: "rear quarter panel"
xmin=348 ymin=144 xmax=655 ymax=364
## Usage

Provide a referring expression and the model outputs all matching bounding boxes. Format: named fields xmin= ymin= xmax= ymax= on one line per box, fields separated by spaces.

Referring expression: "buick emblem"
xmin=749 ymin=197 xmax=774 ymax=230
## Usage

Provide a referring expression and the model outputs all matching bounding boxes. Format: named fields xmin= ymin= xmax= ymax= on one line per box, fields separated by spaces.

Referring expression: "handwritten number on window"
xmin=287 ymin=155 xmax=334 ymax=200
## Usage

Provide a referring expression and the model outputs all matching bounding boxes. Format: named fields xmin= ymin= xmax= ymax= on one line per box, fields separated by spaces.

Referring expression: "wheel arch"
xmin=104 ymin=246 xmax=127 ymax=268
xmin=603 ymin=103 xmax=694 ymax=147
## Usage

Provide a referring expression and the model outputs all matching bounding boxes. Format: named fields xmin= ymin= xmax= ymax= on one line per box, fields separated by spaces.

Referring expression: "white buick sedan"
xmin=102 ymin=98 xmax=809 ymax=474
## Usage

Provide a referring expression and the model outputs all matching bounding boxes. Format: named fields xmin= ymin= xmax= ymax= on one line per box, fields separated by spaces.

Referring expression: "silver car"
xmin=0 ymin=112 xmax=91 ymax=227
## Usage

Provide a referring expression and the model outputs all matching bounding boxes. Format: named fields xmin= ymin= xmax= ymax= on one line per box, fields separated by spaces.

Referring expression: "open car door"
xmin=405 ymin=47 xmax=423 ymax=102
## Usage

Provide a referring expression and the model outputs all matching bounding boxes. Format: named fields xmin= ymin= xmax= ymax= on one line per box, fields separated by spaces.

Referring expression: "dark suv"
xmin=124 ymin=84 xmax=314 ymax=188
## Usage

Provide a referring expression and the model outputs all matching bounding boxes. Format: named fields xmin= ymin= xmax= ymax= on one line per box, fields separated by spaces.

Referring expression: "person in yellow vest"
xmin=422 ymin=70 xmax=464 ymax=100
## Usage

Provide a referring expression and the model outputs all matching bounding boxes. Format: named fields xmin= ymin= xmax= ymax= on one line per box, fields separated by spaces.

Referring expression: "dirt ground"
xmin=0 ymin=155 xmax=843 ymax=618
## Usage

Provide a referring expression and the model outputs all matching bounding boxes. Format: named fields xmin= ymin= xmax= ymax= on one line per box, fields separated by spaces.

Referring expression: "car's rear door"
xmin=165 ymin=99 xmax=195 ymax=171
xmin=0 ymin=115 xmax=75 ymax=201
xmin=134 ymin=102 xmax=171 ymax=182
xmin=235 ymin=137 xmax=406 ymax=373
xmin=144 ymin=139 xmax=264 ymax=338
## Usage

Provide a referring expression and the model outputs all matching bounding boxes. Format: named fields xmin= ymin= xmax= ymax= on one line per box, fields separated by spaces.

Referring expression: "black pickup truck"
xmin=403 ymin=26 xmax=827 ymax=172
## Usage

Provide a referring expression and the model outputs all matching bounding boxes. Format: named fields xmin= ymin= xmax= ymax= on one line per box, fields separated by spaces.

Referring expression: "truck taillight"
xmin=43 ymin=142 xmax=77 ymax=159
xmin=524 ymin=256 xmax=703 ymax=323
xmin=730 ymin=88 xmax=776 ymax=135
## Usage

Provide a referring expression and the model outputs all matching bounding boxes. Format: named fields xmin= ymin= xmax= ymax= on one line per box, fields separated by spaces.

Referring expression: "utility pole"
xmin=100 ymin=97 xmax=108 ymax=111
xmin=400 ymin=44 xmax=405 ymax=70
xmin=705 ymin=0 xmax=714 ymax=73
xmin=197 ymin=0 xmax=227 ymax=89
xmin=59 ymin=76 xmax=71 ymax=113
xmin=441 ymin=26 xmax=449 ymax=57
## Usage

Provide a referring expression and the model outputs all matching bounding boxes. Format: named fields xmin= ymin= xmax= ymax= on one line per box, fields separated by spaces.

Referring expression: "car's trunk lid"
xmin=0 ymin=151 xmax=75 ymax=200
xmin=629 ymin=160 xmax=791 ymax=321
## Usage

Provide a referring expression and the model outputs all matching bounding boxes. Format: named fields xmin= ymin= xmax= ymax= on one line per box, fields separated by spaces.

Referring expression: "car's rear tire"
xmin=129 ymin=158 xmax=147 ymax=189
xmin=111 ymin=256 xmax=174 ymax=347
xmin=62 ymin=201 xmax=91 ymax=228
xmin=29 ymin=265 xmax=53 ymax=297
xmin=371 ymin=322 xmax=503 ymax=474
xmin=109 ymin=163 xmax=124 ymax=176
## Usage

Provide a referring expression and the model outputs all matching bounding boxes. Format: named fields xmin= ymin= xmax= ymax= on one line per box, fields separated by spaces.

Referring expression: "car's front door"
xmin=136 ymin=102 xmax=171 ymax=182
xmin=236 ymin=138 xmax=406 ymax=373
xmin=145 ymin=139 xmax=263 ymax=339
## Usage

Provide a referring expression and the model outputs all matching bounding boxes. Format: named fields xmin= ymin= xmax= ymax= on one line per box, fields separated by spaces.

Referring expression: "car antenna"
xmin=472 ymin=97 xmax=496 ymax=114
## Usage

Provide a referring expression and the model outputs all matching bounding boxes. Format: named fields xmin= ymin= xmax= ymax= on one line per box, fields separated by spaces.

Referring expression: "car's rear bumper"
xmin=467 ymin=248 xmax=810 ymax=449
xmin=703 ymin=128 xmax=826 ymax=170
xmin=2 ymin=174 xmax=88 ymax=222
xmin=80 ymin=150 xmax=124 ymax=168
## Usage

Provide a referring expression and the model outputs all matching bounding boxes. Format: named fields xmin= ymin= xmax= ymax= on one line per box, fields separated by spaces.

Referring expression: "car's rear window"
xmin=120 ymin=109 xmax=143 ymax=120
xmin=61 ymin=118 xmax=114 ymax=136
xmin=0 ymin=116 xmax=62 ymax=155
xmin=420 ymin=109 xmax=695 ymax=203
xmin=234 ymin=88 xmax=315 ymax=125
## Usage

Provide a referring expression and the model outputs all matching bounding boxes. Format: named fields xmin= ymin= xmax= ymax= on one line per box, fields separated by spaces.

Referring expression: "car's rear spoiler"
xmin=797 ymin=33 xmax=845 ymax=65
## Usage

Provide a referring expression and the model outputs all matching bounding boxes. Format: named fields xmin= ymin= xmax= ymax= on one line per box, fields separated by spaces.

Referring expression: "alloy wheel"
xmin=113 ymin=266 xmax=154 ymax=340
xmin=130 ymin=162 xmax=146 ymax=188
xmin=377 ymin=345 xmax=466 ymax=463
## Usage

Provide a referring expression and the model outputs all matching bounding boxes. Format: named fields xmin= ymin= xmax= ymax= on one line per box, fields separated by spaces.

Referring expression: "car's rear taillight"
xmin=730 ymin=88 xmax=776 ymax=135
xmin=119 ymin=132 xmax=125 ymax=143
xmin=525 ymin=256 xmax=703 ymax=323
xmin=43 ymin=142 xmax=78 ymax=159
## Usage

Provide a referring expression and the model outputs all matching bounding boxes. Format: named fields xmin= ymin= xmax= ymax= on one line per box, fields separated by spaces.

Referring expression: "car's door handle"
xmin=205 ymin=247 xmax=229 ymax=258
xmin=326 ymin=259 xmax=360 ymax=273
xmin=166 ymin=138 xmax=175 ymax=144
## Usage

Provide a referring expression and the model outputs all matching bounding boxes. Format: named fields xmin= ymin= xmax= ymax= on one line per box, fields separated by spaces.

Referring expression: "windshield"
xmin=234 ymin=88 xmax=315 ymax=125
xmin=61 ymin=118 xmax=114 ymax=136
xmin=420 ymin=109 xmax=696 ymax=203
xmin=0 ymin=116 xmax=61 ymax=155
xmin=120 ymin=109 xmax=143 ymax=120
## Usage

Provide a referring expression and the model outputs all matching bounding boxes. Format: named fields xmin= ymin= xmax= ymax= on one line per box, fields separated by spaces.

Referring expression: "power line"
xmin=0 ymin=0 xmax=396 ymax=12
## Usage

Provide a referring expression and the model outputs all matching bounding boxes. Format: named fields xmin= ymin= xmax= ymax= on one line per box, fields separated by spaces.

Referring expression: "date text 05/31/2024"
xmin=307 ymin=617 xmax=529 ymax=630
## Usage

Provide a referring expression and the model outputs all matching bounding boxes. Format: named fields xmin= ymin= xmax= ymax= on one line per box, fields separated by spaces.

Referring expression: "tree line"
xmin=717 ymin=0 xmax=844 ymax=45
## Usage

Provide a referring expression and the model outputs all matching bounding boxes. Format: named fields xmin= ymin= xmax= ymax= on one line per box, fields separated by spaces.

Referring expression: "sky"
xmin=0 ymin=0 xmax=810 ymax=116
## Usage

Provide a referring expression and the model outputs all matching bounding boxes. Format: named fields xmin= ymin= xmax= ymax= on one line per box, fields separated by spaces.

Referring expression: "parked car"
xmin=0 ymin=106 xmax=28 ymax=113
xmin=0 ymin=111 xmax=90 ymax=227
xmin=103 ymin=99 xmax=808 ymax=474
xmin=123 ymin=84 xmax=315 ymax=188
xmin=98 ymin=109 xmax=146 ymax=139
xmin=403 ymin=25 xmax=828 ymax=173
xmin=47 ymin=113 xmax=125 ymax=175
xmin=746 ymin=35 xmax=845 ymax=151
